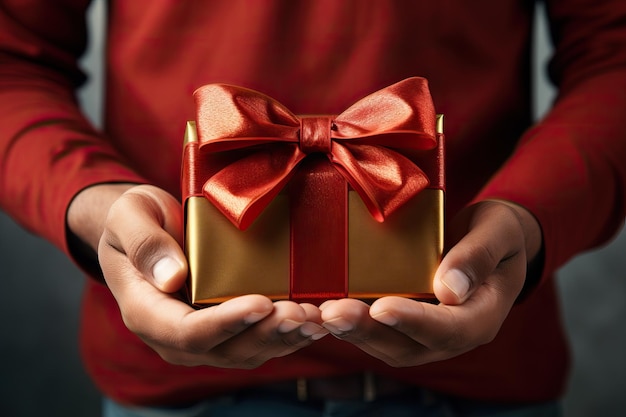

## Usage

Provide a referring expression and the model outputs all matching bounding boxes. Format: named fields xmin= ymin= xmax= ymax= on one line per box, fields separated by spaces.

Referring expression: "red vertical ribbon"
xmin=288 ymin=156 xmax=348 ymax=303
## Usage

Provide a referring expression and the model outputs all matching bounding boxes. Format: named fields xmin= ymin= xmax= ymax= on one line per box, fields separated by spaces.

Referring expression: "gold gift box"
xmin=183 ymin=117 xmax=444 ymax=306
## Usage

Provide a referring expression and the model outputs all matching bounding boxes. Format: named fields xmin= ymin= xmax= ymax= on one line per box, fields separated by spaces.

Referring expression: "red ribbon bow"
xmin=194 ymin=77 xmax=437 ymax=230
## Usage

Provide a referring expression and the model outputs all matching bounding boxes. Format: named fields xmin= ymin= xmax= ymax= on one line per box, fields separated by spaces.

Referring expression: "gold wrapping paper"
xmin=184 ymin=119 xmax=444 ymax=305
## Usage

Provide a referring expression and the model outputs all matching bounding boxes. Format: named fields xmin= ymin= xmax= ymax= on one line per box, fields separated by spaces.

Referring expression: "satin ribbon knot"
xmin=193 ymin=77 xmax=437 ymax=230
xmin=299 ymin=116 xmax=334 ymax=154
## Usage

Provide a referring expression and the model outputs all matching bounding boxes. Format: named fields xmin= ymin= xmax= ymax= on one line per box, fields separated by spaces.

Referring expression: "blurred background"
xmin=1 ymin=1 xmax=624 ymax=416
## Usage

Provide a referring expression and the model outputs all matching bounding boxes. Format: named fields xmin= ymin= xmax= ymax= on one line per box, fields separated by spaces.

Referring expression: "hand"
xmin=69 ymin=184 xmax=327 ymax=368
xmin=319 ymin=200 xmax=542 ymax=367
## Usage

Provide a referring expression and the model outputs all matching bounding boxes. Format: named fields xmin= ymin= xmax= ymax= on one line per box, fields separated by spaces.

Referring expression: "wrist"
xmin=66 ymin=183 xmax=137 ymax=253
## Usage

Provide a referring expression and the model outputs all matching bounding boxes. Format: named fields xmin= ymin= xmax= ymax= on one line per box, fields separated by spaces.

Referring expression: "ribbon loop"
xmin=192 ymin=77 xmax=438 ymax=229
xmin=299 ymin=116 xmax=334 ymax=154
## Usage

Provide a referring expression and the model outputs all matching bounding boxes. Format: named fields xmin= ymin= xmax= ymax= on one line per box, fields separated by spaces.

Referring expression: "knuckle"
xmin=103 ymin=191 xmax=166 ymax=262
xmin=457 ymin=242 xmax=500 ymax=287
xmin=471 ymin=241 xmax=500 ymax=270
xmin=125 ymin=232 xmax=161 ymax=267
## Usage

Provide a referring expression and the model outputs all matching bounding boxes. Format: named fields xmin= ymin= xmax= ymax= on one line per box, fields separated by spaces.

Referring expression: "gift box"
xmin=182 ymin=78 xmax=444 ymax=306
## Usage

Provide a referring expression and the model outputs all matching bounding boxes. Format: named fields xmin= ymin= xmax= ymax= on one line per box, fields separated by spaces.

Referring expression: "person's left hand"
xmin=319 ymin=200 xmax=542 ymax=366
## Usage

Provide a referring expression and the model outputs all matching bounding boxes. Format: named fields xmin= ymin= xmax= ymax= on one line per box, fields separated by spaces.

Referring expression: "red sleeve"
xmin=0 ymin=1 xmax=147 ymax=256
xmin=474 ymin=0 xmax=626 ymax=283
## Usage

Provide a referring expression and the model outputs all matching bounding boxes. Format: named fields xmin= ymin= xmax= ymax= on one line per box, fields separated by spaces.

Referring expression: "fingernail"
xmin=442 ymin=269 xmax=471 ymax=299
xmin=323 ymin=318 xmax=354 ymax=335
xmin=152 ymin=257 xmax=182 ymax=286
xmin=278 ymin=319 xmax=303 ymax=333
xmin=300 ymin=322 xmax=328 ymax=340
xmin=318 ymin=300 xmax=336 ymax=311
xmin=310 ymin=332 xmax=328 ymax=341
xmin=244 ymin=311 xmax=268 ymax=325
xmin=371 ymin=311 xmax=398 ymax=327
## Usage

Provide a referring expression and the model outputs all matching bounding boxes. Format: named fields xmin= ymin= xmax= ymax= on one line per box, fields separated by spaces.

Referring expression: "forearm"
xmin=0 ymin=80 xmax=147 ymax=258
xmin=475 ymin=69 xmax=626 ymax=283
xmin=1 ymin=4 xmax=148 ymax=262
xmin=473 ymin=0 xmax=626 ymax=282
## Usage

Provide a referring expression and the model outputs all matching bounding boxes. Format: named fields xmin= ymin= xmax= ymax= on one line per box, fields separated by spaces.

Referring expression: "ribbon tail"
xmin=203 ymin=144 xmax=306 ymax=230
xmin=329 ymin=142 xmax=430 ymax=221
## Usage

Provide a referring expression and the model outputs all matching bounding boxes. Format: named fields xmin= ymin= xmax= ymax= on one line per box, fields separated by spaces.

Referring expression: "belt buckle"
xmin=296 ymin=377 xmax=308 ymax=402
xmin=363 ymin=372 xmax=376 ymax=402
xmin=296 ymin=372 xmax=377 ymax=402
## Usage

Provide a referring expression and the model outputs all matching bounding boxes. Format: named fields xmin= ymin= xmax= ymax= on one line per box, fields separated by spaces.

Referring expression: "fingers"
xmin=102 ymin=239 xmax=326 ymax=367
xmin=102 ymin=237 xmax=325 ymax=368
xmin=320 ymin=299 xmax=439 ymax=367
xmin=318 ymin=201 xmax=535 ymax=368
xmin=143 ymin=297 xmax=325 ymax=368
xmin=95 ymin=184 xmax=329 ymax=368
xmin=433 ymin=201 xmax=527 ymax=305
xmin=97 ymin=187 xmax=534 ymax=369
xmin=207 ymin=301 xmax=327 ymax=368
xmin=102 ymin=266 xmax=323 ymax=368
xmin=368 ymin=296 xmax=495 ymax=365
xmin=98 ymin=185 xmax=188 ymax=293
xmin=321 ymin=294 xmax=510 ymax=368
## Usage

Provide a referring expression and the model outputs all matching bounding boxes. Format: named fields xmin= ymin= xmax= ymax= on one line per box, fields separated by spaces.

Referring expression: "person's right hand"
xmin=69 ymin=184 xmax=327 ymax=368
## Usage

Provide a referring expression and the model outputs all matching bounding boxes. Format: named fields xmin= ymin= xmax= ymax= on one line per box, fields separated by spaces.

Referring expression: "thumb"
xmin=433 ymin=202 xmax=527 ymax=305
xmin=151 ymin=255 xmax=187 ymax=292
xmin=99 ymin=185 xmax=188 ymax=293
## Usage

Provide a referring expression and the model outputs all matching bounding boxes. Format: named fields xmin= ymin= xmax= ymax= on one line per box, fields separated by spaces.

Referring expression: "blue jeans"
xmin=103 ymin=393 xmax=562 ymax=417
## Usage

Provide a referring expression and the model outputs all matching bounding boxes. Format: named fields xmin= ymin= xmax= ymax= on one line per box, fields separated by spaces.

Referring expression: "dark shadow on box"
xmin=0 ymin=211 xmax=102 ymax=417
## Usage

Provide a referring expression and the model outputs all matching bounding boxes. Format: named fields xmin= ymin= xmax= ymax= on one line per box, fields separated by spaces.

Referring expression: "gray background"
xmin=1 ymin=2 xmax=624 ymax=416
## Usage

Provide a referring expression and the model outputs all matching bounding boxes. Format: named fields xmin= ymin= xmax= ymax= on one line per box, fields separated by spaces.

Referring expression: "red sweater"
xmin=1 ymin=0 xmax=625 ymax=406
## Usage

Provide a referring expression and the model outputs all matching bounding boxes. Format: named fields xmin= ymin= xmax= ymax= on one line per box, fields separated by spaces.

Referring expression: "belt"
xmin=243 ymin=373 xmax=422 ymax=403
